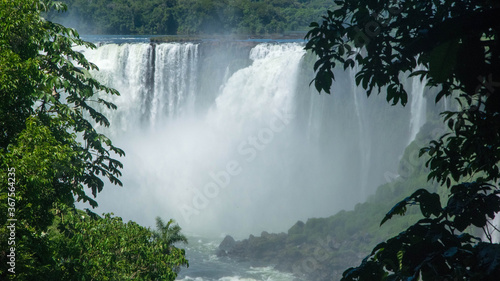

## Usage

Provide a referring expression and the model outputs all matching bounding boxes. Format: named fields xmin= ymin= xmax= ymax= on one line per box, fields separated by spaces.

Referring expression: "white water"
xmin=493 ymin=216 xmax=500 ymax=243
xmin=153 ymin=43 xmax=199 ymax=121
xmin=79 ymin=43 xmax=153 ymax=132
xmin=177 ymin=236 xmax=295 ymax=281
xmin=408 ymin=66 xmax=427 ymax=143
xmin=350 ymin=65 xmax=371 ymax=194
xmin=78 ymin=41 xmax=424 ymax=239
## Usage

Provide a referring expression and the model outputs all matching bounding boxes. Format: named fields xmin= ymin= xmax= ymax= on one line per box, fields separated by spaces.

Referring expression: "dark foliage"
xmin=47 ymin=0 xmax=334 ymax=35
xmin=306 ymin=0 xmax=500 ymax=280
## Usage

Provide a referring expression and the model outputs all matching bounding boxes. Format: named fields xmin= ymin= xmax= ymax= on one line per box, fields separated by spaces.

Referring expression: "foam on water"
xmin=177 ymin=237 xmax=296 ymax=281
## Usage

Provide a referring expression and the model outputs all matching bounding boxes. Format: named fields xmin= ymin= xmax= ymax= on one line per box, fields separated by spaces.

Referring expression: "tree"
xmin=52 ymin=210 xmax=188 ymax=280
xmin=0 ymin=0 xmax=123 ymax=277
xmin=0 ymin=1 xmax=187 ymax=279
xmin=154 ymin=217 xmax=188 ymax=247
xmin=306 ymin=0 xmax=500 ymax=280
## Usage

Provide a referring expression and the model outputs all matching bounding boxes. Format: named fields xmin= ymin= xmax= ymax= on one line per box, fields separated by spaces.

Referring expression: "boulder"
xmin=217 ymin=235 xmax=236 ymax=256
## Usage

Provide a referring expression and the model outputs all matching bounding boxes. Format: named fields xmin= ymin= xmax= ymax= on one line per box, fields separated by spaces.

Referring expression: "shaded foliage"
xmin=1 ymin=0 xmax=124 ymax=209
xmin=306 ymin=0 xmax=500 ymax=280
xmin=305 ymin=0 xmax=499 ymax=106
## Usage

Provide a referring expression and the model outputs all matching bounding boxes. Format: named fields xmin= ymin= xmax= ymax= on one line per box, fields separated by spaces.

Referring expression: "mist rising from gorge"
xmin=76 ymin=41 xmax=428 ymax=237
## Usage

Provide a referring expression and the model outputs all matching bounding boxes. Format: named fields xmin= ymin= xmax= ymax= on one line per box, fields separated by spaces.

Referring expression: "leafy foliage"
xmin=52 ymin=210 xmax=188 ymax=280
xmin=306 ymin=0 xmax=500 ymax=280
xmin=380 ymin=189 xmax=441 ymax=226
xmin=1 ymin=0 xmax=124 ymax=209
xmin=154 ymin=217 xmax=188 ymax=246
xmin=305 ymin=0 xmax=499 ymax=107
xmin=0 ymin=1 xmax=187 ymax=279
xmin=343 ymin=181 xmax=500 ymax=281
xmin=47 ymin=0 xmax=335 ymax=35
xmin=424 ymin=95 xmax=500 ymax=186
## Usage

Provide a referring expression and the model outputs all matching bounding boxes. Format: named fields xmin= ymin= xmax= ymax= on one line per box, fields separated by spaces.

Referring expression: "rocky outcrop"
xmin=217 ymin=226 xmax=371 ymax=281
xmin=217 ymin=235 xmax=236 ymax=256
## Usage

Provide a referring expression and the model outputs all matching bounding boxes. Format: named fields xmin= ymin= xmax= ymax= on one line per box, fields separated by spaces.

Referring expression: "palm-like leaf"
xmin=154 ymin=217 xmax=188 ymax=246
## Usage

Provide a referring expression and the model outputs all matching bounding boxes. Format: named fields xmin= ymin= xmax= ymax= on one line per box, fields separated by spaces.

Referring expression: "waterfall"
xmin=78 ymin=43 xmax=199 ymax=131
xmin=350 ymin=66 xmax=371 ymax=194
xmin=79 ymin=41 xmax=425 ymax=236
xmin=153 ymin=43 xmax=198 ymax=122
xmin=77 ymin=43 xmax=154 ymax=132
xmin=408 ymin=66 xmax=428 ymax=144
xmin=211 ymin=43 xmax=303 ymax=131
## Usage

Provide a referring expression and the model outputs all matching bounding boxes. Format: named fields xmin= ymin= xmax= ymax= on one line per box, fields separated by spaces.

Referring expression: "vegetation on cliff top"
xmin=46 ymin=0 xmax=334 ymax=35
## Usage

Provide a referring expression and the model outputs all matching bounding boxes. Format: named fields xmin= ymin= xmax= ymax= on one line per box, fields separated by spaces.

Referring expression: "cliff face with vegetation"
xmin=217 ymin=122 xmax=448 ymax=281
xmin=47 ymin=0 xmax=334 ymax=35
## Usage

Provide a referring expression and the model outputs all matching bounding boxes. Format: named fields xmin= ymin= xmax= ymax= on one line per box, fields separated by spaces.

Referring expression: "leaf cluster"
xmin=306 ymin=1 xmax=500 ymax=280
xmin=344 ymin=181 xmax=500 ymax=281
xmin=0 ymin=1 xmax=188 ymax=280
xmin=305 ymin=0 xmax=500 ymax=107
xmin=47 ymin=0 xmax=334 ymax=35
xmin=51 ymin=209 xmax=188 ymax=280
xmin=1 ymin=0 xmax=124 ymax=208
xmin=423 ymin=95 xmax=500 ymax=187
xmin=153 ymin=217 xmax=188 ymax=247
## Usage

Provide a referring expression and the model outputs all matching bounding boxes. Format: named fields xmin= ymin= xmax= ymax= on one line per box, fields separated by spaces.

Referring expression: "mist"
xmin=76 ymin=41 xmax=426 ymax=238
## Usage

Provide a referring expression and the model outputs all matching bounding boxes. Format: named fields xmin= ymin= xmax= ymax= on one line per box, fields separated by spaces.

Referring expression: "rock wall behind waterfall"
xmin=79 ymin=41 xmax=433 ymax=236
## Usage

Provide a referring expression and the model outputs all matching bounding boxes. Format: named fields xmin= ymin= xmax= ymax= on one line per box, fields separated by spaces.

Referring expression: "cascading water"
xmin=350 ymin=65 xmax=371 ymax=194
xmin=78 ymin=43 xmax=153 ymax=132
xmin=153 ymin=43 xmax=199 ymax=121
xmin=408 ymin=66 xmax=428 ymax=144
xmin=79 ymin=40 xmax=424 ymax=238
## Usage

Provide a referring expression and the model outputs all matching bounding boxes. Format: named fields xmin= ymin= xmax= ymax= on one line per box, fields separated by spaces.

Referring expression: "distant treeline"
xmin=47 ymin=0 xmax=334 ymax=35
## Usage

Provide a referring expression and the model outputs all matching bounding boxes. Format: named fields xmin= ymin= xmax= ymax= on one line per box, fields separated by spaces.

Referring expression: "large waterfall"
xmin=79 ymin=41 xmax=428 ymax=237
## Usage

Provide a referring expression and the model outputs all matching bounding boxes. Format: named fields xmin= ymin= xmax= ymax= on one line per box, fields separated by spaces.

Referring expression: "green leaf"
xmin=381 ymin=199 xmax=409 ymax=225
xmin=427 ymin=39 xmax=460 ymax=84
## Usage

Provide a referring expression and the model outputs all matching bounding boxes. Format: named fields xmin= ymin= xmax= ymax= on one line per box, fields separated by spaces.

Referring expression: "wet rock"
xmin=217 ymin=235 xmax=236 ymax=256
